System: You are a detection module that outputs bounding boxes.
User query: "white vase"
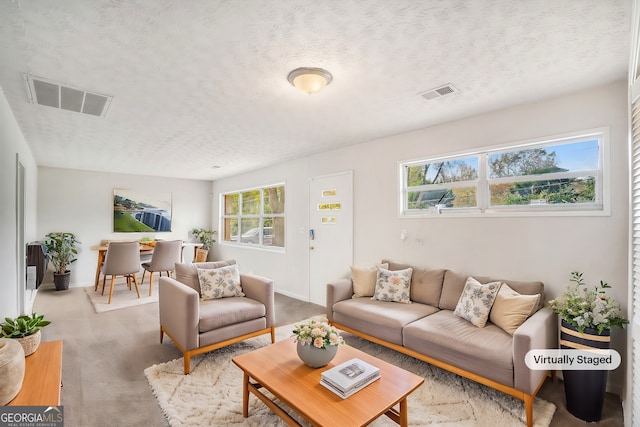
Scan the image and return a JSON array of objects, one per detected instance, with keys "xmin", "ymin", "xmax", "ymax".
[
  {"xmin": 15, "ymin": 330, "xmax": 41, "ymax": 356},
  {"xmin": 296, "ymin": 341, "xmax": 338, "ymax": 368},
  {"xmin": 0, "ymin": 338, "xmax": 25, "ymax": 405}
]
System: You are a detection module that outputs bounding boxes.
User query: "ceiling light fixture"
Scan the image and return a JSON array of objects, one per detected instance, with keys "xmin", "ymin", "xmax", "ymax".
[{"xmin": 287, "ymin": 67, "xmax": 333, "ymax": 95}]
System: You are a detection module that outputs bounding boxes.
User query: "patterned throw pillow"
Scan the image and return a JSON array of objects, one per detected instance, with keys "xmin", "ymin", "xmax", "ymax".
[
  {"xmin": 372, "ymin": 267, "xmax": 413, "ymax": 304},
  {"xmin": 453, "ymin": 277, "xmax": 501, "ymax": 327},
  {"xmin": 197, "ymin": 264, "xmax": 244, "ymax": 301}
]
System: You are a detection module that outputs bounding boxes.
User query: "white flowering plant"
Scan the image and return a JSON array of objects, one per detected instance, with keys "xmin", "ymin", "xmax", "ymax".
[
  {"xmin": 292, "ymin": 319, "xmax": 345, "ymax": 349},
  {"xmin": 549, "ymin": 272, "xmax": 628, "ymax": 334}
]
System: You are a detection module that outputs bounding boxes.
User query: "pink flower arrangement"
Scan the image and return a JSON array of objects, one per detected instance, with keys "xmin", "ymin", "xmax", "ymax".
[{"xmin": 292, "ymin": 319, "xmax": 345, "ymax": 349}]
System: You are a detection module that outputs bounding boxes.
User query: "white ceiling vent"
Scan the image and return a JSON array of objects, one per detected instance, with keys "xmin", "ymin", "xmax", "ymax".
[
  {"xmin": 23, "ymin": 74, "xmax": 112, "ymax": 117},
  {"xmin": 419, "ymin": 84, "xmax": 459, "ymax": 100}
]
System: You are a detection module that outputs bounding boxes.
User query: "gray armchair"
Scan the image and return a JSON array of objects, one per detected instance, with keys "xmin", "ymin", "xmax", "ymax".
[{"xmin": 158, "ymin": 260, "xmax": 275, "ymax": 374}]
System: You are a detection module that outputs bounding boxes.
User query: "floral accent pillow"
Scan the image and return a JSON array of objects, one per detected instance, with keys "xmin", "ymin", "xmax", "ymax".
[
  {"xmin": 453, "ymin": 277, "xmax": 501, "ymax": 327},
  {"xmin": 372, "ymin": 267, "xmax": 413, "ymax": 304},
  {"xmin": 197, "ymin": 264, "xmax": 244, "ymax": 300}
]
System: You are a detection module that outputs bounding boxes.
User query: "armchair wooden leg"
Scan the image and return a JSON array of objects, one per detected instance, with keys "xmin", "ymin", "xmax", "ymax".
[
  {"xmin": 270, "ymin": 326, "xmax": 275, "ymax": 343},
  {"xmin": 160, "ymin": 327, "xmax": 164, "ymax": 343},
  {"xmin": 183, "ymin": 354, "xmax": 191, "ymax": 375}
]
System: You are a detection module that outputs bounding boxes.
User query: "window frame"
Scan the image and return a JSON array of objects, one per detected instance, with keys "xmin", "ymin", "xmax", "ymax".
[
  {"xmin": 219, "ymin": 182, "xmax": 285, "ymax": 251},
  {"xmin": 399, "ymin": 128, "xmax": 610, "ymax": 218}
]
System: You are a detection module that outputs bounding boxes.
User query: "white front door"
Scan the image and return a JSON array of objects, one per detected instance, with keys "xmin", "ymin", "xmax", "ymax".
[{"xmin": 308, "ymin": 171, "xmax": 353, "ymax": 306}]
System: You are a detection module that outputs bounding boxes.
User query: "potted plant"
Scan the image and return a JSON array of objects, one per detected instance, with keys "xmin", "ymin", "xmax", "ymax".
[
  {"xmin": 1, "ymin": 313, "xmax": 51, "ymax": 356},
  {"xmin": 548, "ymin": 272, "xmax": 628, "ymax": 422},
  {"xmin": 191, "ymin": 228, "xmax": 216, "ymax": 262},
  {"xmin": 41, "ymin": 232, "xmax": 80, "ymax": 291}
]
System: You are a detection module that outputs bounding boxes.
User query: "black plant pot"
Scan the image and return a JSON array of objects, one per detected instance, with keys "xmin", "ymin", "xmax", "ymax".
[
  {"xmin": 560, "ymin": 319, "xmax": 610, "ymax": 422},
  {"xmin": 53, "ymin": 271, "xmax": 71, "ymax": 291}
]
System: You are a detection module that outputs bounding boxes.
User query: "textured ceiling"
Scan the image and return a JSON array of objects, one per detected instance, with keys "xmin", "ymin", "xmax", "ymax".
[{"xmin": 0, "ymin": 0, "xmax": 631, "ymax": 181}]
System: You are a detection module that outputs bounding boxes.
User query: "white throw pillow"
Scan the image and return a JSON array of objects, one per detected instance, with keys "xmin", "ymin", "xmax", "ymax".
[
  {"xmin": 453, "ymin": 277, "xmax": 501, "ymax": 327},
  {"xmin": 371, "ymin": 267, "xmax": 413, "ymax": 304},
  {"xmin": 489, "ymin": 284, "xmax": 540, "ymax": 335},
  {"xmin": 198, "ymin": 264, "xmax": 244, "ymax": 300},
  {"xmin": 351, "ymin": 263, "xmax": 389, "ymax": 298}
]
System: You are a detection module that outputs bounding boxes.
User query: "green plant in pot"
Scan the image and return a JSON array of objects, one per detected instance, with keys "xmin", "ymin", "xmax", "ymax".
[
  {"xmin": 41, "ymin": 232, "xmax": 80, "ymax": 291},
  {"xmin": 548, "ymin": 272, "xmax": 628, "ymax": 422},
  {"xmin": 1, "ymin": 313, "xmax": 51, "ymax": 356},
  {"xmin": 191, "ymin": 228, "xmax": 216, "ymax": 262}
]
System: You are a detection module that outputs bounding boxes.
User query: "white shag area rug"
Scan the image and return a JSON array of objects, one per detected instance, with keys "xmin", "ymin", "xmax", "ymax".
[
  {"xmin": 145, "ymin": 324, "xmax": 556, "ymax": 427},
  {"xmin": 84, "ymin": 278, "xmax": 158, "ymax": 313}
]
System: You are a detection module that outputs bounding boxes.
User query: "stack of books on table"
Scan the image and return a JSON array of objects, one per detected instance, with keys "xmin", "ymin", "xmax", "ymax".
[{"xmin": 320, "ymin": 358, "xmax": 381, "ymax": 399}]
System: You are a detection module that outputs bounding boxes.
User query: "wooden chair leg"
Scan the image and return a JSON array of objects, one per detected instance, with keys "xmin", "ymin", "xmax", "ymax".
[
  {"xmin": 141, "ymin": 269, "xmax": 146, "ymax": 284},
  {"xmin": 132, "ymin": 274, "xmax": 141, "ymax": 298},
  {"xmin": 160, "ymin": 327, "xmax": 164, "ymax": 343},
  {"xmin": 149, "ymin": 271, "xmax": 155, "ymax": 296},
  {"xmin": 108, "ymin": 275, "xmax": 116, "ymax": 304},
  {"xmin": 101, "ymin": 275, "xmax": 107, "ymax": 295}
]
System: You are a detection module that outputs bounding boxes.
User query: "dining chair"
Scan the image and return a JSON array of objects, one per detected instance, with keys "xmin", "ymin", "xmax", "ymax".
[
  {"xmin": 100, "ymin": 241, "xmax": 141, "ymax": 304},
  {"xmin": 141, "ymin": 239, "xmax": 182, "ymax": 296}
]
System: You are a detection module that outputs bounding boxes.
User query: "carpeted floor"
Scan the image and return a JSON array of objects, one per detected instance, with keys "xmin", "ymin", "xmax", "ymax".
[
  {"xmin": 144, "ymin": 324, "xmax": 556, "ymax": 426},
  {"xmin": 33, "ymin": 284, "xmax": 624, "ymax": 426}
]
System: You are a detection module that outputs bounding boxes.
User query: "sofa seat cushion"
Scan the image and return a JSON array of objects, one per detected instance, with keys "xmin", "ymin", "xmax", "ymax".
[
  {"xmin": 403, "ymin": 310, "xmax": 514, "ymax": 387},
  {"xmin": 198, "ymin": 297, "xmax": 265, "ymax": 333},
  {"xmin": 332, "ymin": 299, "xmax": 438, "ymax": 345}
]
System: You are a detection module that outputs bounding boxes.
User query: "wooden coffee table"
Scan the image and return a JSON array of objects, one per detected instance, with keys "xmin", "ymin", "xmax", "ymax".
[{"xmin": 232, "ymin": 337, "xmax": 424, "ymax": 426}]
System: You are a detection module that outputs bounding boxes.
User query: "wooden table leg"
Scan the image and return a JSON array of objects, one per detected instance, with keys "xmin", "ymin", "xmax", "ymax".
[
  {"xmin": 243, "ymin": 372, "xmax": 249, "ymax": 417},
  {"xmin": 93, "ymin": 250, "xmax": 105, "ymax": 291},
  {"xmin": 399, "ymin": 398, "xmax": 408, "ymax": 427}
]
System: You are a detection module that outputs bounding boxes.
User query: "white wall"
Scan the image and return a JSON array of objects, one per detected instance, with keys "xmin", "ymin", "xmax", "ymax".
[
  {"xmin": 0, "ymin": 86, "xmax": 39, "ymax": 318},
  {"xmin": 212, "ymin": 80, "xmax": 629, "ymax": 392},
  {"xmin": 37, "ymin": 167, "xmax": 213, "ymax": 286}
]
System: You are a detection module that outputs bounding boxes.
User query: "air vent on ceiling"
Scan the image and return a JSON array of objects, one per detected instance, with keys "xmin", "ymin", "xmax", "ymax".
[
  {"xmin": 23, "ymin": 74, "xmax": 113, "ymax": 117},
  {"xmin": 418, "ymin": 84, "xmax": 459, "ymax": 101}
]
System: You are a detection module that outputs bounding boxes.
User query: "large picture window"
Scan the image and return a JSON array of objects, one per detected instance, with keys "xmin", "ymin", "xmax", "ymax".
[
  {"xmin": 400, "ymin": 129, "xmax": 606, "ymax": 217},
  {"xmin": 221, "ymin": 184, "xmax": 285, "ymax": 249}
]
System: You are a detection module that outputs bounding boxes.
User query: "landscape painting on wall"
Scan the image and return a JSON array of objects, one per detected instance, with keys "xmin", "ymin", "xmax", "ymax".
[{"xmin": 113, "ymin": 189, "xmax": 172, "ymax": 232}]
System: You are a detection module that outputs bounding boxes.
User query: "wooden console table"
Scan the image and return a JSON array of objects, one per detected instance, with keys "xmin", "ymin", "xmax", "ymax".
[{"xmin": 7, "ymin": 340, "xmax": 63, "ymax": 406}]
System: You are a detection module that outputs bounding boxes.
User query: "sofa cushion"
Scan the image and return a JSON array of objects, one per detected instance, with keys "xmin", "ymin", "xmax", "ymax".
[
  {"xmin": 440, "ymin": 269, "xmax": 544, "ymax": 311},
  {"xmin": 198, "ymin": 296, "xmax": 266, "ymax": 332},
  {"xmin": 453, "ymin": 277, "xmax": 501, "ymax": 327},
  {"xmin": 174, "ymin": 260, "xmax": 237, "ymax": 295},
  {"xmin": 372, "ymin": 267, "xmax": 413, "ymax": 303},
  {"xmin": 351, "ymin": 263, "xmax": 388, "ymax": 298},
  {"xmin": 332, "ymin": 299, "xmax": 438, "ymax": 345},
  {"xmin": 198, "ymin": 264, "xmax": 245, "ymax": 300},
  {"xmin": 489, "ymin": 284, "xmax": 540, "ymax": 335},
  {"xmin": 384, "ymin": 261, "xmax": 445, "ymax": 306},
  {"xmin": 403, "ymin": 310, "xmax": 515, "ymax": 387}
]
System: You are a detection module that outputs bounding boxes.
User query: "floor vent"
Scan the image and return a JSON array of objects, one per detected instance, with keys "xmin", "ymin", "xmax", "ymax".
[
  {"xmin": 419, "ymin": 84, "xmax": 459, "ymax": 100},
  {"xmin": 24, "ymin": 74, "xmax": 112, "ymax": 117}
]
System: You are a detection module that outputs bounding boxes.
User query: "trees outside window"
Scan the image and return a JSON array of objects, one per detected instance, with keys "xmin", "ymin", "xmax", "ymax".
[
  {"xmin": 222, "ymin": 184, "xmax": 285, "ymax": 248},
  {"xmin": 400, "ymin": 130, "xmax": 604, "ymax": 216}
]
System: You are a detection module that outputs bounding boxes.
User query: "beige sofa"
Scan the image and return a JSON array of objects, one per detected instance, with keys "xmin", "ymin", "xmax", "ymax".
[
  {"xmin": 159, "ymin": 260, "xmax": 275, "ymax": 374},
  {"xmin": 326, "ymin": 261, "xmax": 557, "ymax": 427}
]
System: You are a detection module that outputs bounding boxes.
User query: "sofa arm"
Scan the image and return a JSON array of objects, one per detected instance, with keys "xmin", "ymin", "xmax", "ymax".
[
  {"xmin": 513, "ymin": 307, "xmax": 558, "ymax": 393},
  {"xmin": 241, "ymin": 273, "xmax": 275, "ymax": 327},
  {"xmin": 159, "ymin": 276, "xmax": 200, "ymax": 351},
  {"xmin": 326, "ymin": 279, "xmax": 354, "ymax": 322}
]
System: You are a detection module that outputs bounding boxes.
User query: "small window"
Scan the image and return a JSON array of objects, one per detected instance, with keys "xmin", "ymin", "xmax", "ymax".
[
  {"xmin": 221, "ymin": 184, "xmax": 285, "ymax": 249},
  {"xmin": 400, "ymin": 129, "xmax": 606, "ymax": 217}
]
